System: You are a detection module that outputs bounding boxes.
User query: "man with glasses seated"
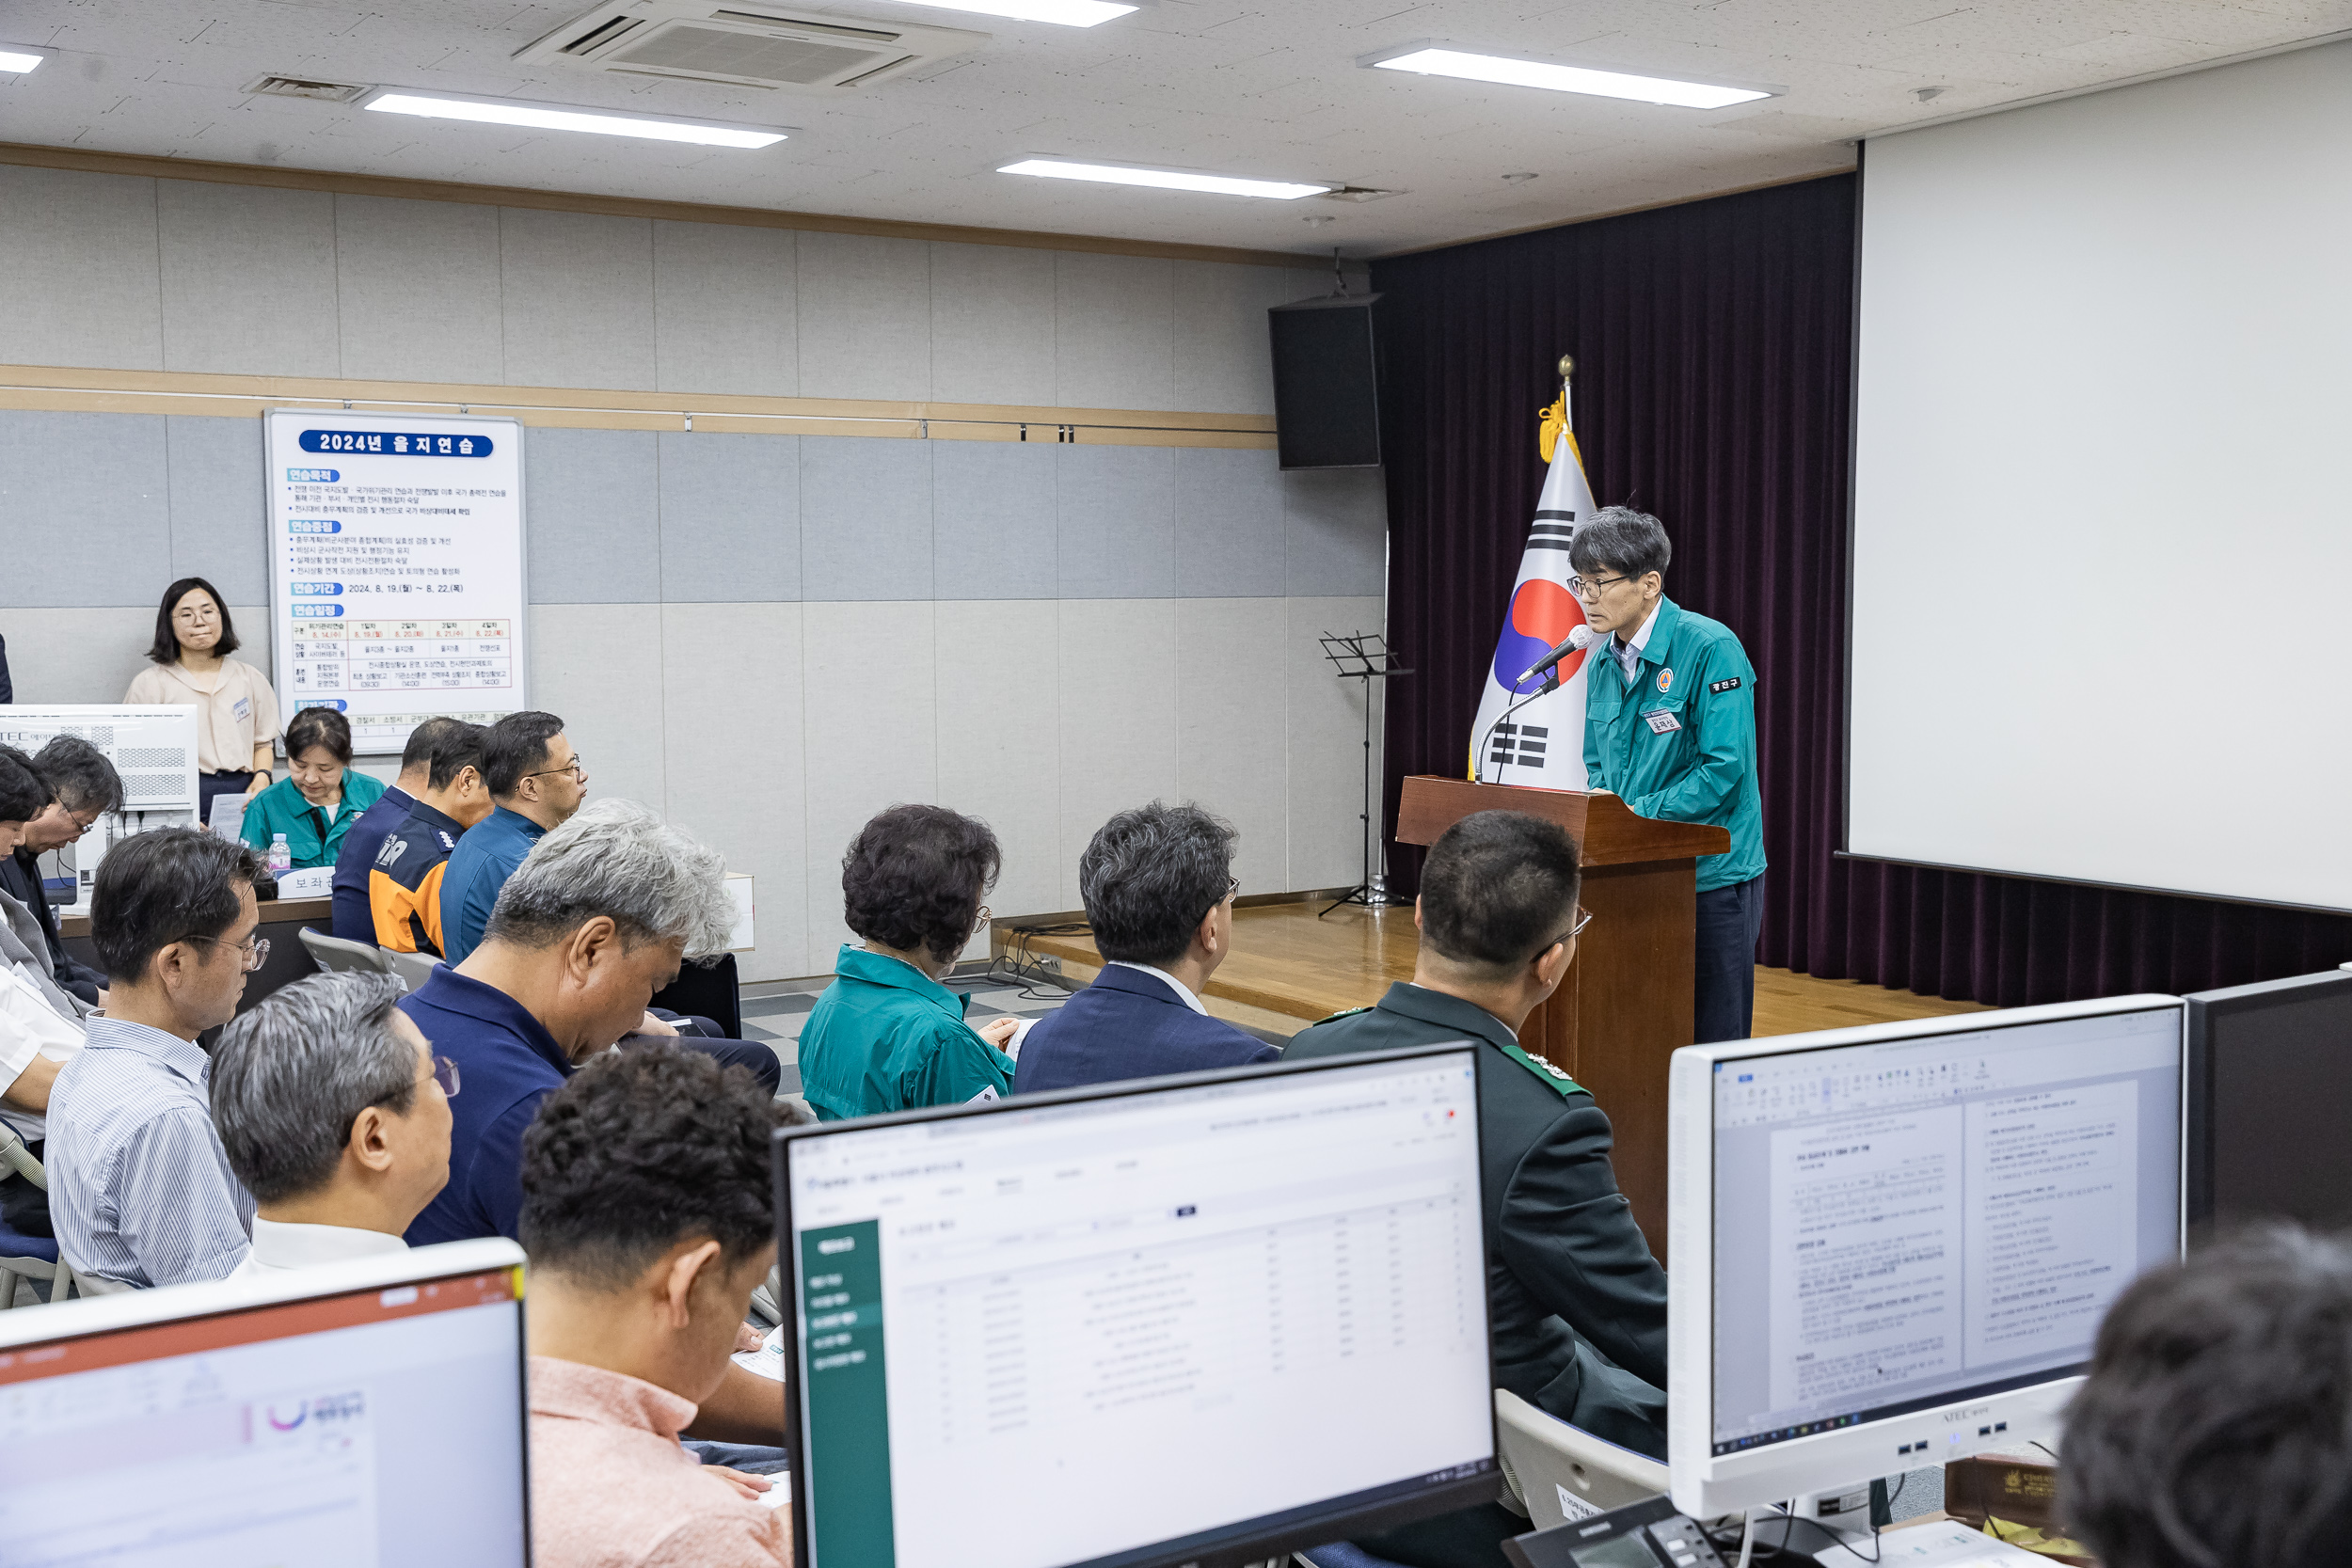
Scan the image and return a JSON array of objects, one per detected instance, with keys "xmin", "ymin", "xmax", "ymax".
[
  {"xmin": 47, "ymin": 830, "xmax": 266, "ymax": 1289},
  {"xmin": 1569, "ymin": 505, "xmax": 1765, "ymax": 1043},
  {"xmin": 1010, "ymin": 801, "xmax": 1278, "ymax": 1095},
  {"xmin": 0, "ymin": 736, "xmax": 123, "ymax": 1006},
  {"xmin": 438, "ymin": 710, "xmax": 589, "ymax": 966},
  {"xmin": 1287, "ymin": 811, "xmax": 1669, "ymax": 1502},
  {"xmin": 210, "ymin": 972, "xmax": 456, "ymax": 1279}
]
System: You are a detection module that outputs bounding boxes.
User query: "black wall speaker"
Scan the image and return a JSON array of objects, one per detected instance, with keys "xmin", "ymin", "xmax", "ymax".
[{"xmin": 1268, "ymin": 293, "xmax": 1383, "ymax": 469}]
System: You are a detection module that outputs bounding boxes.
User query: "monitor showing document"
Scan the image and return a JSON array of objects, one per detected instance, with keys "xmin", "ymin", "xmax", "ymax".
[
  {"xmin": 1668, "ymin": 999, "xmax": 2184, "ymax": 1514},
  {"xmin": 776, "ymin": 1046, "xmax": 1496, "ymax": 1568},
  {"xmin": 0, "ymin": 1240, "xmax": 529, "ymax": 1567}
]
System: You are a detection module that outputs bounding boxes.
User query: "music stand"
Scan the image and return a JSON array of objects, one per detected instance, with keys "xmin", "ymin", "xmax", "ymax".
[{"xmin": 1319, "ymin": 631, "xmax": 1413, "ymax": 917}]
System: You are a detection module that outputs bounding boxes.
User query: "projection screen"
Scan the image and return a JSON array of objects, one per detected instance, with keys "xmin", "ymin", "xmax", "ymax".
[{"xmin": 1850, "ymin": 38, "xmax": 2352, "ymax": 911}]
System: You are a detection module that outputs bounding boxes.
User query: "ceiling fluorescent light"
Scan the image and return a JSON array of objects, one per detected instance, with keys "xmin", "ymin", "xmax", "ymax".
[
  {"xmin": 0, "ymin": 47, "xmax": 48, "ymax": 73},
  {"xmin": 998, "ymin": 158, "xmax": 1329, "ymax": 199},
  {"xmin": 362, "ymin": 90, "xmax": 787, "ymax": 148},
  {"xmin": 897, "ymin": 1, "xmax": 1136, "ymax": 23},
  {"xmin": 1363, "ymin": 44, "xmax": 1775, "ymax": 110}
]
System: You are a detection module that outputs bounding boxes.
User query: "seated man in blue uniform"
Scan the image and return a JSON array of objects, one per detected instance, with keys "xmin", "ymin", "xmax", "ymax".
[
  {"xmin": 1014, "ymin": 801, "xmax": 1277, "ymax": 1094},
  {"xmin": 1284, "ymin": 810, "xmax": 1667, "ymax": 1568},
  {"xmin": 397, "ymin": 799, "xmax": 782, "ymax": 1443}
]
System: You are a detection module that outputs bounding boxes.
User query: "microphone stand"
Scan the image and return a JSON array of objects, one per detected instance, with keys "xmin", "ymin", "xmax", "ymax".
[{"xmin": 1473, "ymin": 667, "xmax": 1563, "ymax": 784}]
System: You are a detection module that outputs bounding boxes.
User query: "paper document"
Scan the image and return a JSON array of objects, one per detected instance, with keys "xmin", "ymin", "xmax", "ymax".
[
  {"xmin": 733, "ymin": 1326, "xmax": 786, "ymax": 1383},
  {"xmin": 1827, "ymin": 1520, "xmax": 2052, "ymax": 1565}
]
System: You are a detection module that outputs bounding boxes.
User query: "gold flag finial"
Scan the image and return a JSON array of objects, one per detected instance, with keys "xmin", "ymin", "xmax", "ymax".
[{"xmin": 1538, "ymin": 356, "xmax": 1577, "ymax": 464}]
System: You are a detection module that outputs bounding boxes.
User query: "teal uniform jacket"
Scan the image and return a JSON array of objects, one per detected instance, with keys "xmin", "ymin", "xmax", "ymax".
[
  {"xmin": 1582, "ymin": 595, "xmax": 1766, "ymax": 894},
  {"xmin": 797, "ymin": 945, "xmax": 1016, "ymax": 1122},
  {"xmin": 239, "ymin": 771, "xmax": 388, "ymax": 870},
  {"xmin": 1285, "ymin": 982, "xmax": 1669, "ymax": 1457}
]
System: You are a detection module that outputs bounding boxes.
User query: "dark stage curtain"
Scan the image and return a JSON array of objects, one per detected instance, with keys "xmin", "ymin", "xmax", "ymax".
[{"xmin": 1371, "ymin": 172, "xmax": 2352, "ymax": 1006}]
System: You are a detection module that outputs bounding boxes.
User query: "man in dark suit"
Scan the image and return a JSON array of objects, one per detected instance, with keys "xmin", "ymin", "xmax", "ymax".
[
  {"xmin": 1284, "ymin": 810, "xmax": 1666, "ymax": 1568},
  {"xmin": 0, "ymin": 737, "xmax": 123, "ymax": 1005},
  {"xmin": 1013, "ymin": 802, "xmax": 1277, "ymax": 1093}
]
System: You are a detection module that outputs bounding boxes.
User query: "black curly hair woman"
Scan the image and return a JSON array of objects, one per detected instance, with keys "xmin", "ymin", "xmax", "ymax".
[{"xmin": 793, "ymin": 803, "xmax": 1022, "ymax": 1121}]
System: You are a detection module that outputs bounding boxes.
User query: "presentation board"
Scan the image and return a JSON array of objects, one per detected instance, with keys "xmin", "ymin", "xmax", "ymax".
[
  {"xmin": 1848, "ymin": 40, "xmax": 2352, "ymax": 912},
  {"xmin": 263, "ymin": 409, "xmax": 528, "ymax": 754}
]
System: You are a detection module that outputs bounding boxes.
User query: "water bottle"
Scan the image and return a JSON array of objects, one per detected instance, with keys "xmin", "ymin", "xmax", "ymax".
[{"xmin": 267, "ymin": 832, "xmax": 293, "ymax": 878}]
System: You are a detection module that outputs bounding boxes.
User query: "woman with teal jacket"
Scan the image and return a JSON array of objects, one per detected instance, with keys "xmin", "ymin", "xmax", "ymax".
[{"xmin": 240, "ymin": 705, "xmax": 386, "ymax": 870}]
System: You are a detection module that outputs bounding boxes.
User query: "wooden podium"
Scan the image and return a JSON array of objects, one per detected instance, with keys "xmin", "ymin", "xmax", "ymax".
[{"xmin": 1395, "ymin": 776, "xmax": 1730, "ymax": 1249}]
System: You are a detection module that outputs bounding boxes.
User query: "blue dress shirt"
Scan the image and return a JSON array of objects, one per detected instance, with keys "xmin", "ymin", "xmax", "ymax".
[
  {"xmin": 437, "ymin": 806, "xmax": 547, "ymax": 965},
  {"xmin": 46, "ymin": 1016, "xmax": 255, "ymax": 1286}
]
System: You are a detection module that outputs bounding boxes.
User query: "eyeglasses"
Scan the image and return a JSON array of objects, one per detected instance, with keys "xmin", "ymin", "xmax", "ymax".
[
  {"xmin": 1547, "ymin": 907, "xmax": 1596, "ymax": 951},
  {"xmin": 375, "ymin": 1054, "xmax": 461, "ymax": 1108},
  {"xmin": 187, "ymin": 933, "xmax": 270, "ymax": 972},
  {"xmin": 1567, "ymin": 574, "xmax": 1634, "ymax": 599},
  {"xmin": 523, "ymin": 756, "xmax": 586, "ymax": 783}
]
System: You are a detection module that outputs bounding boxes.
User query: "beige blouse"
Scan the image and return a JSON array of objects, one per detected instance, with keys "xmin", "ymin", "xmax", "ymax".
[{"xmin": 123, "ymin": 657, "xmax": 282, "ymax": 774}]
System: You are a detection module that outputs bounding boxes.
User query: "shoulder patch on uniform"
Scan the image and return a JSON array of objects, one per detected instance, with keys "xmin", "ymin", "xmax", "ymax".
[
  {"xmin": 1499, "ymin": 1039, "xmax": 1587, "ymax": 1099},
  {"xmin": 1709, "ymin": 676, "xmax": 1741, "ymax": 693},
  {"xmin": 1314, "ymin": 1006, "xmax": 1374, "ymax": 1024}
]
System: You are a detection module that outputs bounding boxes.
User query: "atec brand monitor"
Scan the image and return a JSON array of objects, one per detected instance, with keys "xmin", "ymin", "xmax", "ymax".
[
  {"xmin": 1666, "ymin": 998, "xmax": 2184, "ymax": 1515},
  {"xmin": 2185, "ymin": 969, "xmax": 2352, "ymax": 1235},
  {"xmin": 777, "ymin": 1046, "xmax": 1495, "ymax": 1568},
  {"xmin": 0, "ymin": 1239, "xmax": 529, "ymax": 1565}
]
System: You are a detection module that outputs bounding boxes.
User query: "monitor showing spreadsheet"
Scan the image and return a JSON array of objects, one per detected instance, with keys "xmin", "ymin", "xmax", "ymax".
[
  {"xmin": 777, "ymin": 1046, "xmax": 1495, "ymax": 1568},
  {"xmin": 0, "ymin": 1239, "xmax": 529, "ymax": 1566}
]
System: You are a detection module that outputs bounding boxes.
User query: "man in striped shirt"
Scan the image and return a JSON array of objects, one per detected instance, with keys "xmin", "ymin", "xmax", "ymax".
[{"xmin": 47, "ymin": 830, "xmax": 262, "ymax": 1289}]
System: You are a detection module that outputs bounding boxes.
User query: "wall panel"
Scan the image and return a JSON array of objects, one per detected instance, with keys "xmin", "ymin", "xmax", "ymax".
[{"xmin": 0, "ymin": 163, "xmax": 1387, "ymax": 985}]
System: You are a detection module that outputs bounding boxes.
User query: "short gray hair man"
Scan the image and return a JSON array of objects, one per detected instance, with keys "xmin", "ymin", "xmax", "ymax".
[
  {"xmin": 210, "ymin": 971, "xmax": 454, "ymax": 1276},
  {"xmin": 212, "ymin": 972, "xmax": 419, "ymax": 1202},
  {"xmin": 485, "ymin": 798, "xmax": 736, "ymax": 958}
]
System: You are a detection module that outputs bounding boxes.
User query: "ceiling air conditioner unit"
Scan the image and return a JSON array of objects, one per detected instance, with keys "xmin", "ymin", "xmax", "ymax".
[{"xmin": 515, "ymin": 2, "xmax": 987, "ymax": 93}]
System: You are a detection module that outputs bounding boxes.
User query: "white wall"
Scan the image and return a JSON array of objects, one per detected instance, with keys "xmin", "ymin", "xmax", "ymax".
[{"xmin": 0, "ymin": 166, "xmax": 1389, "ymax": 979}]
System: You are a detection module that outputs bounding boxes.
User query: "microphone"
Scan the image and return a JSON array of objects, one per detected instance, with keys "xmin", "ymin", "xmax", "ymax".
[{"xmin": 1515, "ymin": 624, "xmax": 1594, "ymax": 688}]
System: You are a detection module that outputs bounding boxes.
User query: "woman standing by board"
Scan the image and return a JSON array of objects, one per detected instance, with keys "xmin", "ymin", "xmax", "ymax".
[{"xmin": 124, "ymin": 577, "xmax": 282, "ymax": 823}]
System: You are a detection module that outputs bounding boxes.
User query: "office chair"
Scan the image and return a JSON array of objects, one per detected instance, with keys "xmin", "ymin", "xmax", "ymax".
[
  {"xmin": 384, "ymin": 948, "xmax": 443, "ymax": 992},
  {"xmin": 1493, "ymin": 1388, "xmax": 1669, "ymax": 1527},
  {"xmin": 0, "ymin": 1126, "xmax": 68, "ymax": 1308},
  {"xmin": 298, "ymin": 927, "xmax": 399, "ymax": 979}
]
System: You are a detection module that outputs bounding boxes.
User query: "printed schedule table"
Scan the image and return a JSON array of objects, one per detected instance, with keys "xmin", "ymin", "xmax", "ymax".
[
  {"xmin": 290, "ymin": 620, "xmax": 516, "ymax": 698},
  {"xmin": 266, "ymin": 410, "xmax": 528, "ymax": 753}
]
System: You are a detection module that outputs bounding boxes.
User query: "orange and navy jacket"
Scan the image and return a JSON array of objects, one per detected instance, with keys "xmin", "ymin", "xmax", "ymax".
[{"xmin": 370, "ymin": 800, "xmax": 466, "ymax": 956}]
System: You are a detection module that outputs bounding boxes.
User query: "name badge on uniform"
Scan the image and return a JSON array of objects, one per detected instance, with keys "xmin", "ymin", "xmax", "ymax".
[
  {"xmin": 232, "ymin": 696, "xmax": 252, "ymax": 721},
  {"xmin": 1643, "ymin": 707, "xmax": 1682, "ymax": 735}
]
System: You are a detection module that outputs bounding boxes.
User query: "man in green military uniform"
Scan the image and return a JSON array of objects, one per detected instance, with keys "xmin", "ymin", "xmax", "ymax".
[
  {"xmin": 1573, "ymin": 505, "xmax": 1766, "ymax": 1043},
  {"xmin": 1286, "ymin": 811, "xmax": 1666, "ymax": 1568}
]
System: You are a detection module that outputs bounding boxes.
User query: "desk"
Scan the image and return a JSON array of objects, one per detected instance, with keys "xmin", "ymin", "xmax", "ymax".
[{"xmin": 59, "ymin": 895, "xmax": 329, "ymax": 1016}]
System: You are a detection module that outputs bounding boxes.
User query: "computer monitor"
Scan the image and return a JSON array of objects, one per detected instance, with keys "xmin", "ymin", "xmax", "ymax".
[
  {"xmin": 774, "ymin": 1045, "xmax": 1496, "ymax": 1568},
  {"xmin": 2185, "ymin": 969, "xmax": 2352, "ymax": 1235},
  {"xmin": 0, "ymin": 1238, "xmax": 529, "ymax": 1564},
  {"xmin": 1665, "ymin": 997, "xmax": 2185, "ymax": 1516}
]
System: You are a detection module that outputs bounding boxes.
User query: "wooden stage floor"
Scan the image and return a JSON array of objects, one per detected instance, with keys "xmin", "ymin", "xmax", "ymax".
[{"xmin": 993, "ymin": 898, "xmax": 1988, "ymax": 1040}]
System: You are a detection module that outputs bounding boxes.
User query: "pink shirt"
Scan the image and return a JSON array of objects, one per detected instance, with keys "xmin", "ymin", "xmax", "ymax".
[{"xmin": 528, "ymin": 1356, "xmax": 790, "ymax": 1568}]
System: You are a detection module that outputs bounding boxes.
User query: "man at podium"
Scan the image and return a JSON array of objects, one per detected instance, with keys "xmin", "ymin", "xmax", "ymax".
[{"xmin": 1571, "ymin": 507, "xmax": 1765, "ymax": 1042}]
